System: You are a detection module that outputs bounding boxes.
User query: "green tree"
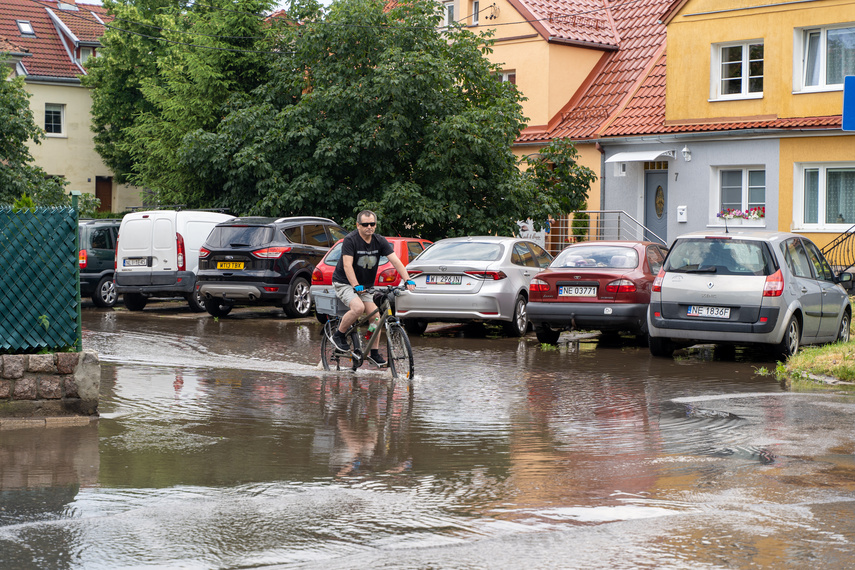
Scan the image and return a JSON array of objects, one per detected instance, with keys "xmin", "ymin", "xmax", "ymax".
[
  {"xmin": 523, "ymin": 138, "xmax": 597, "ymax": 233},
  {"xmin": 0, "ymin": 68, "xmax": 68, "ymax": 205},
  {"xmin": 181, "ymin": 0, "xmax": 531, "ymax": 238}
]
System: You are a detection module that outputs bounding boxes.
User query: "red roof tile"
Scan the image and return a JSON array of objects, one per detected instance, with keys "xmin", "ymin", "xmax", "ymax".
[
  {"xmin": 0, "ymin": 0, "xmax": 106, "ymax": 80},
  {"xmin": 517, "ymin": 0, "xmax": 673, "ymax": 143},
  {"xmin": 509, "ymin": 0, "xmax": 619, "ymax": 47}
]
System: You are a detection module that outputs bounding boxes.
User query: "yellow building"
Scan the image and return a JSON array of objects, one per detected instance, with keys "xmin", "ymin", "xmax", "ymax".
[{"xmin": 0, "ymin": 0, "xmax": 141, "ymax": 212}]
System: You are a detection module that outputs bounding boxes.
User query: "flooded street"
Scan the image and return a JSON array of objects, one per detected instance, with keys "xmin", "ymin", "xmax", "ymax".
[{"xmin": 3, "ymin": 306, "xmax": 855, "ymax": 568}]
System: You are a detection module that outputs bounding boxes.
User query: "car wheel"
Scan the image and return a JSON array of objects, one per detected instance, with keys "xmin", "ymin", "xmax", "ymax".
[
  {"xmin": 535, "ymin": 323, "xmax": 561, "ymax": 344},
  {"xmin": 206, "ymin": 301, "xmax": 233, "ymax": 318},
  {"xmin": 284, "ymin": 277, "xmax": 311, "ymax": 318},
  {"xmin": 123, "ymin": 293, "xmax": 147, "ymax": 311},
  {"xmin": 774, "ymin": 315, "xmax": 800, "ymax": 359},
  {"xmin": 649, "ymin": 335, "xmax": 675, "ymax": 358},
  {"xmin": 503, "ymin": 295, "xmax": 528, "ymax": 337},
  {"xmin": 837, "ymin": 309, "xmax": 851, "ymax": 343},
  {"xmin": 187, "ymin": 289, "xmax": 206, "ymax": 312},
  {"xmin": 92, "ymin": 275, "xmax": 117, "ymax": 308},
  {"xmin": 402, "ymin": 318, "xmax": 428, "ymax": 335}
]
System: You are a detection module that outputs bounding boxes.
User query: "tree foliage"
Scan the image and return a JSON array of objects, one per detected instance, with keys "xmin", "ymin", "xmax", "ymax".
[{"xmin": 0, "ymin": 69, "xmax": 68, "ymax": 205}]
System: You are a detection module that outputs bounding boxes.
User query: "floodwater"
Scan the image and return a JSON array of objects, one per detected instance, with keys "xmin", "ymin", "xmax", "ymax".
[{"xmin": 3, "ymin": 305, "xmax": 855, "ymax": 569}]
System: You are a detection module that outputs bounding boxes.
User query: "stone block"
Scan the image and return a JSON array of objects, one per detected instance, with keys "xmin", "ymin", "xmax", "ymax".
[
  {"xmin": 56, "ymin": 352, "xmax": 80, "ymax": 374},
  {"xmin": 12, "ymin": 377, "xmax": 37, "ymax": 400},
  {"xmin": 38, "ymin": 377, "xmax": 62, "ymax": 399},
  {"xmin": 74, "ymin": 350, "xmax": 101, "ymax": 401},
  {"xmin": 1, "ymin": 355, "xmax": 25, "ymax": 379},
  {"xmin": 0, "ymin": 418, "xmax": 46, "ymax": 430},
  {"xmin": 64, "ymin": 376, "xmax": 79, "ymax": 399},
  {"xmin": 0, "ymin": 380, "xmax": 10, "ymax": 399},
  {"xmin": 44, "ymin": 416, "xmax": 95, "ymax": 428},
  {"xmin": 28, "ymin": 354, "xmax": 57, "ymax": 373}
]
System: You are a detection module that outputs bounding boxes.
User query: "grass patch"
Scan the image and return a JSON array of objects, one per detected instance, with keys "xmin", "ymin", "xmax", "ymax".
[{"xmin": 778, "ymin": 341, "xmax": 855, "ymax": 391}]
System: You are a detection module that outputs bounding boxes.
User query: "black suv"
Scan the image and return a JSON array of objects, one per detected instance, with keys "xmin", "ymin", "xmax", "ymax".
[
  {"xmin": 78, "ymin": 219, "xmax": 121, "ymax": 307},
  {"xmin": 196, "ymin": 216, "xmax": 346, "ymax": 318}
]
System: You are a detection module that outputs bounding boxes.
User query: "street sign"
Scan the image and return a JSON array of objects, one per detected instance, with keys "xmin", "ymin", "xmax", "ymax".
[{"xmin": 844, "ymin": 76, "xmax": 855, "ymax": 131}]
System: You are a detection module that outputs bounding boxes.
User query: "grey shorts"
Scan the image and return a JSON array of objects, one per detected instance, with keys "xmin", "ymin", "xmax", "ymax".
[{"xmin": 333, "ymin": 282, "xmax": 373, "ymax": 307}]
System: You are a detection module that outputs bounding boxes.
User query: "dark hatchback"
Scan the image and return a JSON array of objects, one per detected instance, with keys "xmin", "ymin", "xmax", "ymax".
[
  {"xmin": 196, "ymin": 216, "xmax": 346, "ymax": 318},
  {"xmin": 78, "ymin": 219, "xmax": 121, "ymax": 307}
]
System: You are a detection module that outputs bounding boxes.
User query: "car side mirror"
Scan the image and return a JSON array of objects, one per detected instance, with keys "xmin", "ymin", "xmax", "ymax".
[{"xmin": 837, "ymin": 272, "xmax": 852, "ymax": 283}]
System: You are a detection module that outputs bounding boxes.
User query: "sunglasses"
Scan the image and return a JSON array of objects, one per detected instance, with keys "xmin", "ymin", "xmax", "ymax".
[{"xmin": 359, "ymin": 222, "xmax": 376, "ymax": 227}]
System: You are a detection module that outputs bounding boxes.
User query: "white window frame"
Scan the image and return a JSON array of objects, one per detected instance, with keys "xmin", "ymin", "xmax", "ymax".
[
  {"xmin": 16, "ymin": 20, "xmax": 35, "ymax": 36},
  {"xmin": 78, "ymin": 47, "xmax": 93, "ymax": 65},
  {"xmin": 709, "ymin": 166, "xmax": 766, "ymax": 226},
  {"xmin": 498, "ymin": 70, "xmax": 516, "ymax": 85},
  {"xmin": 471, "ymin": 0, "xmax": 479, "ymax": 25},
  {"xmin": 710, "ymin": 40, "xmax": 764, "ymax": 100},
  {"xmin": 794, "ymin": 162, "xmax": 855, "ymax": 230},
  {"xmin": 44, "ymin": 103, "xmax": 65, "ymax": 137},
  {"xmin": 443, "ymin": 1, "xmax": 455, "ymax": 28},
  {"xmin": 795, "ymin": 23, "xmax": 855, "ymax": 92}
]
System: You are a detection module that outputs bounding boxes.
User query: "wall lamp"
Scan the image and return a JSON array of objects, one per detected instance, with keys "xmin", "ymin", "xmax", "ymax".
[{"xmin": 681, "ymin": 146, "xmax": 692, "ymax": 162}]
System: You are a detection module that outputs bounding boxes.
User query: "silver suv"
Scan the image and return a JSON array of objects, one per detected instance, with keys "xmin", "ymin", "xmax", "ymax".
[{"xmin": 648, "ymin": 231, "xmax": 852, "ymax": 358}]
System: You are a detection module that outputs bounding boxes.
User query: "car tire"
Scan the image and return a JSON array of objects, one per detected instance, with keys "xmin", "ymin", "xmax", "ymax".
[
  {"xmin": 504, "ymin": 295, "xmax": 528, "ymax": 337},
  {"xmin": 837, "ymin": 309, "xmax": 851, "ymax": 343},
  {"xmin": 187, "ymin": 289, "xmax": 206, "ymax": 313},
  {"xmin": 284, "ymin": 277, "xmax": 312, "ymax": 318},
  {"xmin": 206, "ymin": 301, "xmax": 233, "ymax": 318},
  {"xmin": 773, "ymin": 315, "xmax": 800, "ymax": 359},
  {"xmin": 92, "ymin": 275, "xmax": 117, "ymax": 308},
  {"xmin": 649, "ymin": 335, "xmax": 675, "ymax": 358},
  {"xmin": 402, "ymin": 318, "xmax": 428, "ymax": 335},
  {"xmin": 535, "ymin": 323, "xmax": 561, "ymax": 344},
  {"xmin": 123, "ymin": 293, "xmax": 147, "ymax": 311}
]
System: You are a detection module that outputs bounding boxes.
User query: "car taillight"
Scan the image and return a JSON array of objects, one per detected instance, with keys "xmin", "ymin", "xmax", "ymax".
[
  {"xmin": 763, "ymin": 269, "xmax": 785, "ymax": 297},
  {"xmin": 606, "ymin": 279, "xmax": 636, "ymax": 294},
  {"xmin": 79, "ymin": 249, "xmax": 87, "ymax": 269},
  {"xmin": 176, "ymin": 232, "xmax": 186, "ymax": 271},
  {"xmin": 652, "ymin": 268, "xmax": 665, "ymax": 292},
  {"xmin": 529, "ymin": 278, "xmax": 549, "ymax": 292},
  {"xmin": 199, "ymin": 246, "xmax": 211, "ymax": 259},
  {"xmin": 114, "ymin": 234, "xmax": 119, "ymax": 270},
  {"xmin": 312, "ymin": 267, "xmax": 324, "ymax": 283},
  {"xmin": 252, "ymin": 246, "xmax": 292, "ymax": 259},
  {"xmin": 465, "ymin": 270, "xmax": 507, "ymax": 280},
  {"xmin": 377, "ymin": 267, "xmax": 397, "ymax": 284}
]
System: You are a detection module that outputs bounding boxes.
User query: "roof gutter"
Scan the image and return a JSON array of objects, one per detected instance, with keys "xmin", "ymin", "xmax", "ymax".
[
  {"xmin": 598, "ymin": 128, "xmax": 847, "ymax": 144},
  {"xmin": 547, "ymin": 36, "xmax": 619, "ymax": 51},
  {"xmin": 24, "ymin": 75, "xmax": 82, "ymax": 85}
]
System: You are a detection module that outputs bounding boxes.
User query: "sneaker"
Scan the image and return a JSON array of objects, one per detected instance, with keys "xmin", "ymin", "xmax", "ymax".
[
  {"xmin": 368, "ymin": 349, "xmax": 387, "ymax": 367},
  {"xmin": 331, "ymin": 331, "xmax": 350, "ymax": 352}
]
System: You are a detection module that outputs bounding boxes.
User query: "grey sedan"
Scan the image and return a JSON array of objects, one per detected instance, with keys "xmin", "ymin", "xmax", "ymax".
[
  {"xmin": 395, "ymin": 236, "xmax": 553, "ymax": 336},
  {"xmin": 648, "ymin": 230, "xmax": 852, "ymax": 358}
]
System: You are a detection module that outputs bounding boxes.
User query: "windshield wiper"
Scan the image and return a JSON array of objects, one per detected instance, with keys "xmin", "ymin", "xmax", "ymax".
[
  {"xmin": 685, "ymin": 265, "xmax": 718, "ymax": 273},
  {"xmin": 229, "ymin": 242, "xmax": 250, "ymax": 247}
]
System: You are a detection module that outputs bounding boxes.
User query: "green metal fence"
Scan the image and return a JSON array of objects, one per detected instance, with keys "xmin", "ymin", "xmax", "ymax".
[{"xmin": 0, "ymin": 206, "xmax": 81, "ymax": 353}]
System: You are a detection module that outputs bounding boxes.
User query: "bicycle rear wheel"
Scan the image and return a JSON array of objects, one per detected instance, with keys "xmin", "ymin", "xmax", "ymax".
[
  {"xmin": 386, "ymin": 323, "xmax": 414, "ymax": 379},
  {"xmin": 320, "ymin": 320, "xmax": 341, "ymax": 371}
]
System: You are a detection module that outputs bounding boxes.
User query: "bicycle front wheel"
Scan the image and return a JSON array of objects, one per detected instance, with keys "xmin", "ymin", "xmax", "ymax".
[
  {"xmin": 386, "ymin": 323, "xmax": 414, "ymax": 379},
  {"xmin": 321, "ymin": 320, "xmax": 342, "ymax": 371}
]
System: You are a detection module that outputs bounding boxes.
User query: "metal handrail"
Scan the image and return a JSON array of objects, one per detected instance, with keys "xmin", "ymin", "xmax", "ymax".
[
  {"xmin": 821, "ymin": 223, "xmax": 855, "ymax": 273},
  {"xmin": 574, "ymin": 210, "xmax": 667, "ymax": 246}
]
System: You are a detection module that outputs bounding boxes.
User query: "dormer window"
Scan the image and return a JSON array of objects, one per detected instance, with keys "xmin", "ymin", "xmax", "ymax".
[
  {"xmin": 79, "ymin": 47, "xmax": 94, "ymax": 64},
  {"xmin": 17, "ymin": 20, "xmax": 35, "ymax": 37}
]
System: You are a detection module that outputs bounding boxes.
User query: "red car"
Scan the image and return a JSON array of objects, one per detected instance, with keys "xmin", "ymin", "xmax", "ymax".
[
  {"xmin": 527, "ymin": 241, "xmax": 669, "ymax": 344},
  {"xmin": 310, "ymin": 236, "xmax": 433, "ymax": 323}
]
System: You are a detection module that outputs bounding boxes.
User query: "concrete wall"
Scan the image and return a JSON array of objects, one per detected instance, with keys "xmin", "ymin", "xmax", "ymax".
[{"xmin": 0, "ymin": 350, "xmax": 100, "ymax": 420}]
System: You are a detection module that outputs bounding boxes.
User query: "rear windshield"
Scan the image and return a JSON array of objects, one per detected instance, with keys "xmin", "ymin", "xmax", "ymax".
[
  {"xmin": 665, "ymin": 238, "xmax": 775, "ymax": 276},
  {"xmin": 552, "ymin": 245, "xmax": 638, "ymax": 269},
  {"xmin": 206, "ymin": 226, "xmax": 274, "ymax": 248},
  {"xmin": 416, "ymin": 241, "xmax": 503, "ymax": 262}
]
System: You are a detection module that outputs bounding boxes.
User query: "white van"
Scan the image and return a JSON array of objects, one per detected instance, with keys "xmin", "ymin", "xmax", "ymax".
[{"xmin": 115, "ymin": 210, "xmax": 234, "ymax": 311}]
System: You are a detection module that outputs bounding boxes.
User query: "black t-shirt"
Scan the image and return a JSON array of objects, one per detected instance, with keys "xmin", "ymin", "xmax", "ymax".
[{"xmin": 332, "ymin": 231, "xmax": 394, "ymax": 287}]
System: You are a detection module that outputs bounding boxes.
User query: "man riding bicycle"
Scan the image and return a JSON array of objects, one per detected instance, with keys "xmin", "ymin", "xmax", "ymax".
[{"xmin": 331, "ymin": 210, "xmax": 415, "ymax": 365}]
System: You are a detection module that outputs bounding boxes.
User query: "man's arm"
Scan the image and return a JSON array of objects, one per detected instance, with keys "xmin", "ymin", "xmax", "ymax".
[
  {"xmin": 342, "ymin": 254, "xmax": 359, "ymax": 287},
  {"xmin": 387, "ymin": 253, "xmax": 415, "ymax": 291}
]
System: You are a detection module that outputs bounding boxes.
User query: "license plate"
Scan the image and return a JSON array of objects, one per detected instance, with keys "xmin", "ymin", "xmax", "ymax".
[
  {"xmin": 559, "ymin": 286, "xmax": 597, "ymax": 297},
  {"xmin": 123, "ymin": 258, "xmax": 148, "ymax": 267},
  {"xmin": 426, "ymin": 275, "xmax": 462, "ymax": 285},
  {"xmin": 217, "ymin": 261, "xmax": 244, "ymax": 270},
  {"xmin": 687, "ymin": 305, "xmax": 731, "ymax": 319}
]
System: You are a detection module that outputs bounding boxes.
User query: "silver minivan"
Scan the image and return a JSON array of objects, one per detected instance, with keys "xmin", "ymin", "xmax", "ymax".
[{"xmin": 648, "ymin": 231, "xmax": 852, "ymax": 358}]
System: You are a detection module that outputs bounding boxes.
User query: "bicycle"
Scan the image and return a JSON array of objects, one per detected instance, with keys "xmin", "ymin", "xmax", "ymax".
[{"xmin": 319, "ymin": 285, "xmax": 415, "ymax": 379}]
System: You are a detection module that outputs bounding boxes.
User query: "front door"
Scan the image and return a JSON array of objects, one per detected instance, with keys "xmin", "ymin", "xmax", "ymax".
[
  {"xmin": 644, "ymin": 171, "xmax": 667, "ymax": 244},
  {"xmin": 96, "ymin": 176, "xmax": 112, "ymax": 212}
]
